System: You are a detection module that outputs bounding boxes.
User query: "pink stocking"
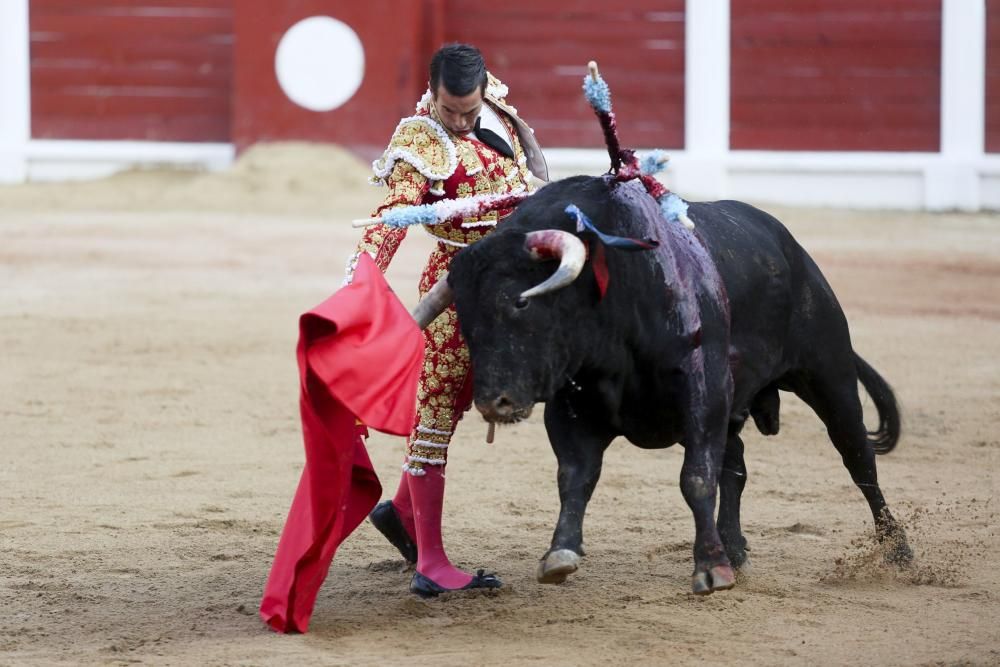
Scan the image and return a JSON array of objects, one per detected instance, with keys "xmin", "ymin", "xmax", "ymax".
[
  {"xmin": 407, "ymin": 465, "xmax": 473, "ymax": 589},
  {"xmin": 390, "ymin": 471, "xmax": 416, "ymax": 541}
]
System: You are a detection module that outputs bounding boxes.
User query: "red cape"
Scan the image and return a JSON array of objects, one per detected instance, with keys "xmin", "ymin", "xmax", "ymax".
[{"xmin": 259, "ymin": 255, "xmax": 423, "ymax": 633}]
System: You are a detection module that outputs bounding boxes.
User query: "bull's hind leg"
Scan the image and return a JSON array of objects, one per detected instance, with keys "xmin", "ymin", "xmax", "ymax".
[
  {"xmin": 795, "ymin": 371, "xmax": 913, "ymax": 565},
  {"xmin": 538, "ymin": 391, "xmax": 615, "ymax": 584},
  {"xmin": 717, "ymin": 429, "xmax": 750, "ymax": 569}
]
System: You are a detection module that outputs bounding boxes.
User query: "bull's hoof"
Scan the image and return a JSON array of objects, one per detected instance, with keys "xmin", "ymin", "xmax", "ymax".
[
  {"xmin": 537, "ymin": 549, "xmax": 580, "ymax": 584},
  {"xmin": 691, "ymin": 564, "xmax": 737, "ymax": 595},
  {"xmin": 883, "ymin": 540, "xmax": 914, "ymax": 567},
  {"xmin": 877, "ymin": 523, "xmax": 914, "ymax": 567},
  {"xmin": 725, "ymin": 541, "xmax": 750, "ymax": 570},
  {"xmin": 727, "ymin": 551, "xmax": 750, "ymax": 570}
]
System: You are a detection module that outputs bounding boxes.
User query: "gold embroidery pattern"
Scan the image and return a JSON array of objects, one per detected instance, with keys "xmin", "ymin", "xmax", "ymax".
[
  {"xmin": 402, "ymin": 243, "xmax": 477, "ymax": 471},
  {"xmin": 458, "ymin": 142, "xmax": 482, "ymax": 175},
  {"xmin": 423, "ymin": 224, "xmax": 488, "ymax": 246},
  {"xmin": 372, "ymin": 118, "xmax": 456, "ymax": 183},
  {"xmin": 473, "ymin": 172, "xmax": 493, "ymax": 195},
  {"xmin": 406, "ymin": 443, "xmax": 447, "ymax": 467},
  {"xmin": 420, "ymin": 129, "xmax": 525, "ymax": 246}
]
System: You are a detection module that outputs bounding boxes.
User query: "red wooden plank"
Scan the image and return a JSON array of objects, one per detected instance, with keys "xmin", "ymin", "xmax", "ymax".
[
  {"xmin": 445, "ymin": 0, "xmax": 684, "ymax": 149},
  {"xmin": 732, "ymin": 18, "xmax": 940, "ymax": 46},
  {"xmin": 730, "ymin": 0, "xmax": 940, "ymax": 151},
  {"xmin": 731, "ymin": 101, "xmax": 939, "ymax": 129},
  {"xmin": 31, "ymin": 0, "xmax": 230, "ymax": 16},
  {"xmin": 730, "ymin": 73, "xmax": 937, "ymax": 101},
  {"xmin": 454, "ymin": 23, "xmax": 684, "ymax": 44},
  {"xmin": 988, "ymin": 0, "xmax": 1000, "ymax": 153},
  {"xmin": 449, "ymin": 0, "xmax": 682, "ymax": 13},
  {"xmin": 731, "ymin": 128, "xmax": 939, "ymax": 152},
  {"xmin": 32, "ymin": 91, "xmax": 230, "ymax": 117},
  {"xmin": 496, "ymin": 79, "xmax": 683, "ymax": 104},
  {"xmin": 29, "ymin": 0, "xmax": 233, "ymax": 142},
  {"xmin": 733, "ymin": 0, "xmax": 938, "ymax": 12},
  {"xmin": 32, "ymin": 114, "xmax": 230, "ymax": 142},
  {"xmin": 32, "ymin": 0, "xmax": 230, "ymax": 8},
  {"xmin": 31, "ymin": 14, "xmax": 232, "ymax": 36},
  {"xmin": 32, "ymin": 63, "xmax": 230, "ymax": 90},
  {"xmin": 480, "ymin": 47, "xmax": 683, "ymax": 73},
  {"xmin": 31, "ymin": 38, "xmax": 232, "ymax": 66},
  {"xmin": 730, "ymin": 45, "xmax": 940, "ymax": 69},
  {"xmin": 535, "ymin": 125, "xmax": 683, "ymax": 150}
]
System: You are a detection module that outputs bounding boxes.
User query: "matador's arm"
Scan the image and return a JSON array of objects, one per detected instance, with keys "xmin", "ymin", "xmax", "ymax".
[{"xmin": 345, "ymin": 161, "xmax": 430, "ymax": 282}]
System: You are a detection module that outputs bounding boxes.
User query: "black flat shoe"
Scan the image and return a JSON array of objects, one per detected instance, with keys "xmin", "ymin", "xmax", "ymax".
[
  {"xmin": 409, "ymin": 569, "xmax": 503, "ymax": 598},
  {"xmin": 368, "ymin": 500, "xmax": 418, "ymax": 564}
]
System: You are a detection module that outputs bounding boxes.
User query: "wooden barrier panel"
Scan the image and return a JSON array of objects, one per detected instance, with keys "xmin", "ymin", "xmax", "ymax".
[
  {"xmin": 988, "ymin": 0, "xmax": 1000, "ymax": 153},
  {"xmin": 231, "ymin": 0, "xmax": 435, "ymax": 155},
  {"xmin": 730, "ymin": 0, "xmax": 942, "ymax": 152},
  {"xmin": 444, "ymin": 0, "xmax": 686, "ymax": 149},
  {"xmin": 29, "ymin": 0, "xmax": 233, "ymax": 142}
]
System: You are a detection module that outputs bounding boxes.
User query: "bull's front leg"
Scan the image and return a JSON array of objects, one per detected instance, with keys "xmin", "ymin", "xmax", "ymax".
[
  {"xmin": 537, "ymin": 389, "xmax": 615, "ymax": 584},
  {"xmin": 681, "ymin": 427, "xmax": 736, "ymax": 594},
  {"xmin": 680, "ymin": 366, "xmax": 737, "ymax": 594}
]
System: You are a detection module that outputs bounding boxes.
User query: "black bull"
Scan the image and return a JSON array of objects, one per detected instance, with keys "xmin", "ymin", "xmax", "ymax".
[{"xmin": 444, "ymin": 175, "xmax": 913, "ymax": 594}]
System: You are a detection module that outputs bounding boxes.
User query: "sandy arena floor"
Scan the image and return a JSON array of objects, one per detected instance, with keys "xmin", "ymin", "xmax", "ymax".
[{"xmin": 1, "ymin": 145, "xmax": 998, "ymax": 666}]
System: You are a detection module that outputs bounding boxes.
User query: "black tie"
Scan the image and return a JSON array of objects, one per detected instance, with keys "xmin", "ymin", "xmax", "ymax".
[{"xmin": 474, "ymin": 116, "xmax": 516, "ymax": 160}]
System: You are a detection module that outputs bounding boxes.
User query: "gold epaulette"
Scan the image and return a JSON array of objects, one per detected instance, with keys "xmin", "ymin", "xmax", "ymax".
[
  {"xmin": 371, "ymin": 116, "xmax": 458, "ymax": 186},
  {"xmin": 485, "ymin": 73, "xmax": 510, "ymax": 104}
]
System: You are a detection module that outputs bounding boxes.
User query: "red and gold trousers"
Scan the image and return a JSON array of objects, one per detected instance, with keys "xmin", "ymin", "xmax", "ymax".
[{"xmin": 403, "ymin": 241, "xmax": 476, "ymax": 475}]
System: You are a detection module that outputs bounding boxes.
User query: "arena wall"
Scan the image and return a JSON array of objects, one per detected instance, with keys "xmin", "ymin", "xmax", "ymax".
[
  {"xmin": 1, "ymin": 0, "xmax": 997, "ymax": 211},
  {"xmin": 28, "ymin": 0, "xmax": 233, "ymax": 143},
  {"xmin": 987, "ymin": 0, "xmax": 1000, "ymax": 154},
  {"xmin": 730, "ymin": 1, "xmax": 942, "ymax": 152},
  {"xmin": 444, "ymin": 0, "xmax": 686, "ymax": 150}
]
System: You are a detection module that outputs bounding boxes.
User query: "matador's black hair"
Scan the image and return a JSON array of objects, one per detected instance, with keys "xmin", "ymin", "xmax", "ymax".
[{"xmin": 430, "ymin": 43, "xmax": 487, "ymax": 97}]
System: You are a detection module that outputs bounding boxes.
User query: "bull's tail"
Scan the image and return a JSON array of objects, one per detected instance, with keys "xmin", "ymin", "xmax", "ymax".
[{"xmin": 855, "ymin": 353, "xmax": 901, "ymax": 455}]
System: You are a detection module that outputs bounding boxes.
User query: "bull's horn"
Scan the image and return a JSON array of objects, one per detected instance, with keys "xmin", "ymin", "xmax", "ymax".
[
  {"xmin": 411, "ymin": 277, "xmax": 453, "ymax": 329},
  {"xmin": 521, "ymin": 230, "xmax": 587, "ymax": 298}
]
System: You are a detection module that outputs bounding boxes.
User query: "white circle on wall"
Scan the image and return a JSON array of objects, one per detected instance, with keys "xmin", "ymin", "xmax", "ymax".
[{"xmin": 275, "ymin": 16, "xmax": 365, "ymax": 112}]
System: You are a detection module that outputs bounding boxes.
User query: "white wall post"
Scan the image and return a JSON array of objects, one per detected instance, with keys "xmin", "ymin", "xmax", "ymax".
[
  {"xmin": 927, "ymin": 0, "xmax": 987, "ymax": 210},
  {"xmin": 0, "ymin": 0, "xmax": 31, "ymax": 184},
  {"xmin": 679, "ymin": 0, "xmax": 730, "ymax": 199}
]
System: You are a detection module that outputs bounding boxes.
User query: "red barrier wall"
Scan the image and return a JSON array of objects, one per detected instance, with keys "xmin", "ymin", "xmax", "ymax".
[
  {"xmin": 230, "ymin": 0, "xmax": 439, "ymax": 154},
  {"xmin": 445, "ymin": 0, "xmax": 686, "ymax": 150},
  {"xmin": 987, "ymin": 0, "xmax": 1000, "ymax": 153},
  {"xmin": 29, "ymin": 0, "xmax": 233, "ymax": 142},
  {"xmin": 730, "ymin": 0, "xmax": 942, "ymax": 152},
  {"xmin": 32, "ymin": 1, "xmax": 985, "ymax": 156}
]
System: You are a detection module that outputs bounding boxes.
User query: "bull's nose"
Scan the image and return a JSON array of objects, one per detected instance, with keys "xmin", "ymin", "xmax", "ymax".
[{"xmin": 475, "ymin": 394, "xmax": 515, "ymax": 422}]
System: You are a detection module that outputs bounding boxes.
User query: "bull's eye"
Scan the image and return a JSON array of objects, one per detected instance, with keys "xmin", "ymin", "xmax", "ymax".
[{"xmin": 514, "ymin": 296, "xmax": 530, "ymax": 310}]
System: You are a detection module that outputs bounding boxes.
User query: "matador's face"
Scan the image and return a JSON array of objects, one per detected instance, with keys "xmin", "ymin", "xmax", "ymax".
[{"xmin": 431, "ymin": 84, "xmax": 483, "ymax": 137}]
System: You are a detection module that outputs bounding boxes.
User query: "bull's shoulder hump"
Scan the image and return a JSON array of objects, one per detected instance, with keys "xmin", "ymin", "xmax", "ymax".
[
  {"xmin": 689, "ymin": 199, "xmax": 770, "ymax": 220},
  {"xmin": 688, "ymin": 200, "xmax": 793, "ymax": 236}
]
